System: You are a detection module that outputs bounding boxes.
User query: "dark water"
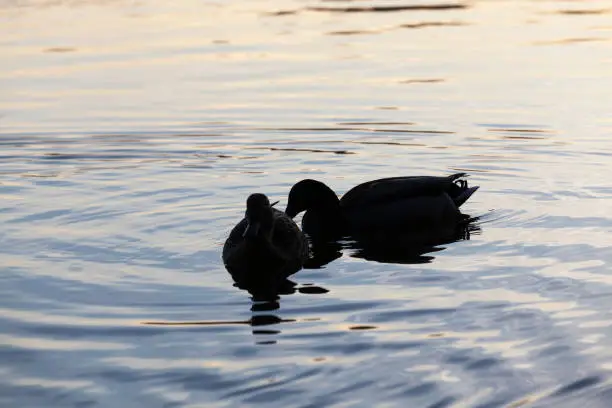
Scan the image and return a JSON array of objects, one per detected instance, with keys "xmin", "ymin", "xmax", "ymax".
[{"xmin": 2, "ymin": 0, "xmax": 612, "ymax": 406}]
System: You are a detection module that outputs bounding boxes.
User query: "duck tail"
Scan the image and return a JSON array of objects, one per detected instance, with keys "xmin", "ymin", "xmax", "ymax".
[
  {"xmin": 448, "ymin": 173, "xmax": 478, "ymax": 207},
  {"xmin": 448, "ymin": 172, "xmax": 468, "ymax": 182},
  {"xmin": 454, "ymin": 185, "xmax": 479, "ymax": 207}
]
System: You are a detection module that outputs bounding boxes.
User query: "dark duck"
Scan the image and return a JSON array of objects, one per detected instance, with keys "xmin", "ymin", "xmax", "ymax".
[
  {"xmin": 223, "ymin": 193, "xmax": 309, "ymax": 290},
  {"xmin": 285, "ymin": 173, "xmax": 479, "ymax": 242}
]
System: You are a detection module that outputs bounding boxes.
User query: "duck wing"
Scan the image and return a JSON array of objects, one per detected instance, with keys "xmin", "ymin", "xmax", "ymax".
[
  {"xmin": 222, "ymin": 218, "xmax": 247, "ymax": 262},
  {"xmin": 270, "ymin": 209, "xmax": 309, "ymax": 263},
  {"xmin": 339, "ymin": 173, "xmax": 477, "ymax": 209}
]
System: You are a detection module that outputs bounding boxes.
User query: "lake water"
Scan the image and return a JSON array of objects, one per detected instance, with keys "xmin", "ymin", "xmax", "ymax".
[{"xmin": 2, "ymin": 0, "xmax": 612, "ymax": 406}]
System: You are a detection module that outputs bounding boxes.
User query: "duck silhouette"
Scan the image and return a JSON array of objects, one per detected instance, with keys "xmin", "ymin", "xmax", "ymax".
[
  {"xmin": 285, "ymin": 173, "xmax": 479, "ymax": 242},
  {"xmin": 223, "ymin": 193, "xmax": 309, "ymax": 292}
]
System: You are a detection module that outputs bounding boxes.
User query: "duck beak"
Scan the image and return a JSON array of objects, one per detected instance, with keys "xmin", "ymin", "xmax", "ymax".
[{"xmin": 242, "ymin": 221, "xmax": 261, "ymax": 239}]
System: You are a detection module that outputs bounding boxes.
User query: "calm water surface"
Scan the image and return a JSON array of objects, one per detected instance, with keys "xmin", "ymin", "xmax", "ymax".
[{"xmin": 2, "ymin": 0, "xmax": 612, "ymax": 406}]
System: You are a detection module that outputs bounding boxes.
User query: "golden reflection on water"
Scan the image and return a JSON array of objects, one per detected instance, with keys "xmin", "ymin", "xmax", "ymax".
[{"xmin": 0, "ymin": 0, "xmax": 605, "ymax": 132}]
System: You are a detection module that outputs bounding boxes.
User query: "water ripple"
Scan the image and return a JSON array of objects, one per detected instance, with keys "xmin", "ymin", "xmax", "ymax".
[{"xmin": 2, "ymin": 0, "xmax": 612, "ymax": 407}]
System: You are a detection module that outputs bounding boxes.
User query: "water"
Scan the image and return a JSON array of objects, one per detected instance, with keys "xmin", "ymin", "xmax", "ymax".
[{"xmin": 2, "ymin": 0, "xmax": 612, "ymax": 406}]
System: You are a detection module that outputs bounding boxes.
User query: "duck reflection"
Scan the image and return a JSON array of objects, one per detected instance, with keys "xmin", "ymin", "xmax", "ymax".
[
  {"xmin": 231, "ymin": 273, "xmax": 298, "ymax": 302},
  {"xmin": 304, "ymin": 239, "xmax": 343, "ymax": 269},
  {"xmin": 142, "ymin": 296, "xmax": 303, "ymax": 344},
  {"xmin": 306, "ymin": 216, "xmax": 480, "ymax": 266},
  {"xmin": 142, "ymin": 313, "xmax": 296, "ymax": 345},
  {"xmin": 230, "ymin": 271, "xmax": 329, "ymax": 302},
  {"xmin": 347, "ymin": 216, "xmax": 480, "ymax": 264}
]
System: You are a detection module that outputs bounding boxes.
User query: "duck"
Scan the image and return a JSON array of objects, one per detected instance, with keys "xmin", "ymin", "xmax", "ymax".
[
  {"xmin": 222, "ymin": 193, "xmax": 310, "ymax": 290},
  {"xmin": 285, "ymin": 172, "xmax": 479, "ymax": 241}
]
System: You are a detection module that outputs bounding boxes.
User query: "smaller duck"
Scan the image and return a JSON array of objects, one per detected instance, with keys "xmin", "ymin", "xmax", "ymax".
[
  {"xmin": 223, "ymin": 193, "xmax": 309, "ymax": 290},
  {"xmin": 285, "ymin": 173, "xmax": 479, "ymax": 241}
]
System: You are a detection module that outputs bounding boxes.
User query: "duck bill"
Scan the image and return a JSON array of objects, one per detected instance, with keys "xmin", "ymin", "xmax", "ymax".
[{"xmin": 242, "ymin": 221, "xmax": 261, "ymax": 239}]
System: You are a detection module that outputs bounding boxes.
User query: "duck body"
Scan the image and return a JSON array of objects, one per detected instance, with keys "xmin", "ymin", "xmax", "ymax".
[
  {"xmin": 223, "ymin": 194, "xmax": 309, "ymax": 289},
  {"xmin": 286, "ymin": 173, "xmax": 479, "ymax": 241}
]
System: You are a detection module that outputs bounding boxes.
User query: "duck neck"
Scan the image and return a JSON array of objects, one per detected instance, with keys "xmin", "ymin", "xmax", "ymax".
[
  {"xmin": 304, "ymin": 187, "xmax": 345, "ymax": 238},
  {"xmin": 312, "ymin": 185, "xmax": 342, "ymax": 216}
]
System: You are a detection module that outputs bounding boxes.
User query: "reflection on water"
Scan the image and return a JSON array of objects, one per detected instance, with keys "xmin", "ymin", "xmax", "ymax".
[
  {"xmin": 305, "ymin": 216, "xmax": 481, "ymax": 266},
  {"xmin": 2, "ymin": 0, "xmax": 612, "ymax": 406},
  {"xmin": 347, "ymin": 218, "xmax": 481, "ymax": 264},
  {"xmin": 306, "ymin": 4, "xmax": 469, "ymax": 13}
]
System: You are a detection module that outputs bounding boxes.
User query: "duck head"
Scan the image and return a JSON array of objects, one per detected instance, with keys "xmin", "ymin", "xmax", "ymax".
[
  {"xmin": 285, "ymin": 179, "xmax": 340, "ymax": 218},
  {"xmin": 243, "ymin": 193, "xmax": 277, "ymax": 239}
]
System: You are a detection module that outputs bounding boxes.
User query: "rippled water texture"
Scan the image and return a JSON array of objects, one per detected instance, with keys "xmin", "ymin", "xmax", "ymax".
[{"xmin": 2, "ymin": 0, "xmax": 612, "ymax": 406}]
